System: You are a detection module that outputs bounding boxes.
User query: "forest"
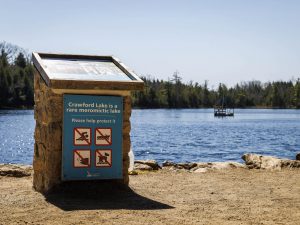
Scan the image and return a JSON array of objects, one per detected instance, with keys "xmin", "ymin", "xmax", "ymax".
[
  {"xmin": 0, "ymin": 42, "xmax": 34, "ymax": 109},
  {"xmin": 0, "ymin": 42, "xmax": 299, "ymax": 109},
  {"xmin": 132, "ymin": 73, "xmax": 300, "ymax": 109}
]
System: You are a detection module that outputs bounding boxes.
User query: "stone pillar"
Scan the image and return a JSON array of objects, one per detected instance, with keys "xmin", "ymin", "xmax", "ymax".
[
  {"xmin": 33, "ymin": 69, "xmax": 63, "ymax": 193},
  {"xmin": 33, "ymin": 69, "xmax": 132, "ymax": 193}
]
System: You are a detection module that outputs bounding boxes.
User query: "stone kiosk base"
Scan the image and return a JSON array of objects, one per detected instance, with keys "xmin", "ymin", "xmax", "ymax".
[{"xmin": 32, "ymin": 53, "xmax": 143, "ymax": 193}]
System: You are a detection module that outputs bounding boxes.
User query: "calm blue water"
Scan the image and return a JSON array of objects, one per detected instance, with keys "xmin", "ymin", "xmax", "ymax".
[
  {"xmin": 0, "ymin": 110, "xmax": 35, "ymax": 165},
  {"xmin": 0, "ymin": 109, "xmax": 300, "ymax": 164}
]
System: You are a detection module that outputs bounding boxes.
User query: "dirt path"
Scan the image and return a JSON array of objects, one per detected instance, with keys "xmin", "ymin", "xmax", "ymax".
[{"xmin": 0, "ymin": 169, "xmax": 300, "ymax": 225}]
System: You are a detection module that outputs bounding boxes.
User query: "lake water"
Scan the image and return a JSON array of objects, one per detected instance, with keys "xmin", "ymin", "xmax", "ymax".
[{"xmin": 0, "ymin": 109, "xmax": 299, "ymax": 165}]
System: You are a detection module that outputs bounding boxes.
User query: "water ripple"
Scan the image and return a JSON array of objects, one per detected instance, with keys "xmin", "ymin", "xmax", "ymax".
[{"xmin": 1, "ymin": 109, "xmax": 300, "ymax": 164}]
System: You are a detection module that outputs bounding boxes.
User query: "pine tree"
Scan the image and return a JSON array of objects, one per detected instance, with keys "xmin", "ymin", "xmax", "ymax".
[
  {"xmin": 202, "ymin": 80, "xmax": 210, "ymax": 107},
  {"xmin": 15, "ymin": 53, "xmax": 27, "ymax": 68},
  {"xmin": 0, "ymin": 68, "xmax": 9, "ymax": 107},
  {"xmin": 294, "ymin": 79, "xmax": 300, "ymax": 108},
  {"xmin": 271, "ymin": 83, "xmax": 285, "ymax": 108},
  {"xmin": 0, "ymin": 49, "xmax": 8, "ymax": 68}
]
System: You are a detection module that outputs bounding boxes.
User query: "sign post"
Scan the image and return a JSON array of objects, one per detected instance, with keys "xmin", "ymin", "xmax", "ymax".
[{"xmin": 32, "ymin": 52, "xmax": 143, "ymax": 193}]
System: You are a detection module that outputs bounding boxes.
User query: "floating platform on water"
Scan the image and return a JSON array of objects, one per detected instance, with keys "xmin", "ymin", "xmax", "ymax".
[{"xmin": 214, "ymin": 107, "xmax": 234, "ymax": 117}]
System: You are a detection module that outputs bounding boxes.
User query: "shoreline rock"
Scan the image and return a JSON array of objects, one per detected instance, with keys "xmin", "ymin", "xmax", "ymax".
[
  {"xmin": 0, "ymin": 164, "xmax": 32, "ymax": 177},
  {"xmin": 134, "ymin": 160, "xmax": 246, "ymax": 173},
  {"xmin": 134, "ymin": 160, "xmax": 162, "ymax": 171},
  {"xmin": 162, "ymin": 161, "xmax": 246, "ymax": 173},
  {"xmin": 1, "ymin": 153, "xmax": 299, "ymax": 177},
  {"xmin": 133, "ymin": 153, "xmax": 300, "ymax": 173},
  {"xmin": 242, "ymin": 153, "xmax": 300, "ymax": 170}
]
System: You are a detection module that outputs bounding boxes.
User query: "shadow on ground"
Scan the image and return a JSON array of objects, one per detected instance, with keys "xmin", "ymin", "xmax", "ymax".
[{"xmin": 45, "ymin": 180, "xmax": 174, "ymax": 211}]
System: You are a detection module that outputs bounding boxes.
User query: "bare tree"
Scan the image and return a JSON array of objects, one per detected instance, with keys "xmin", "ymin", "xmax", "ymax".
[{"xmin": 0, "ymin": 41, "xmax": 31, "ymax": 63}]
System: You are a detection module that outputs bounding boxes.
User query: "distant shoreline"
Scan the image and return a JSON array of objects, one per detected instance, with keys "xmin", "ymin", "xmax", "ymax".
[{"xmin": 1, "ymin": 106, "xmax": 300, "ymax": 110}]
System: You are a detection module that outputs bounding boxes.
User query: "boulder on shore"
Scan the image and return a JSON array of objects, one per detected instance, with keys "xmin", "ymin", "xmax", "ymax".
[
  {"xmin": 209, "ymin": 162, "xmax": 246, "ymax": 170},
  {"xmin": 163, "ymin": 161, "xmax": 246, "ymax": 172},
  {"xmin": 134, "ymin": 160, "xmax": 161, "ymax": 171},
  {"xmin": 242, "ymin": 153, "xmax": 300, "ymax": 170},
  {"xmin": 0, "ymin": 164, "xmax": 32, "ymax": 177},
  {"xmin": 296, "ymin": 153, "xmax": 300, "ymax": 161},
  {"xmin": 163, "ymin": 162, "xmax": 198, "ymax": 170}
]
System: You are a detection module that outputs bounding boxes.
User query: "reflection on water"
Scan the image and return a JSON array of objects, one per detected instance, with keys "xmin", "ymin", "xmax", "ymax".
[{"xmin": 0, "ymin": 109, "xmax": 300, "ymax": 164}]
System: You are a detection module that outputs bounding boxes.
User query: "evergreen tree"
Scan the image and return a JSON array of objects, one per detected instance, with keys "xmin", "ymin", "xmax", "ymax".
[
  {"xmin": 294, "ymin": 79, "xmax": 300, "ymax": 108},
  {"xmin": 202, "ymin": 80, "xmax": 210, "ymax": 107},
  {"xmin": 15, "ymin": 53, "xmax": 27, "ymax": 68},
  {"xmin": 171, "ymin": 71, "xmax": 182, "ymax": 108},
  {"xmin": 0, "ymin": 67, "xmax": 9, "ymax": 106},
  {"xmin": 0, "ymin": 49, "xmax": 8, "ymax": 67},
  {"xmin": 165, "ymin": 79, "xmax": 173, "ymax": 108},
  {"xmin": 23, "ymin": 75, "xmax": 34, "ymax": 106},
  {"xmin": 0, "ymin": 45, "xmax": 34, "ymax": 109},
  {"xmin": 271, "ymin": 82, "xmax": 285, "ymax": 108}
]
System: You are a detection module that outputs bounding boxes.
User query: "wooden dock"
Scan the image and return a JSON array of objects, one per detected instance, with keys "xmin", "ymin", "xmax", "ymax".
[{"xmin": 214, "ymin": 107, "xmax": 234, "ymax": 117}]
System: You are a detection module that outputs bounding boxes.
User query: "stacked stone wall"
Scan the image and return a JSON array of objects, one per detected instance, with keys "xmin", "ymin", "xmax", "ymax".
[{"xmin": 33, "ymin": 69, "xmax": 63, "ymax": 192}]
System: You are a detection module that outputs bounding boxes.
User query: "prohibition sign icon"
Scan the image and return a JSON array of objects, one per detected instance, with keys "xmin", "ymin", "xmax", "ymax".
[
  {"xmin": 95, "ymin": 128, "xmax": 112, "ymax": 146},
  {"xmin": 95, "ymin": 149, "xmax": 112, "ymax": 167},
  {"xmin": 73, "ymin": 150, "xmax": 91, "ymax": 168},
  {"xmin": 73, "ymin": 127, "xmax": 91, "ymax": 146}
]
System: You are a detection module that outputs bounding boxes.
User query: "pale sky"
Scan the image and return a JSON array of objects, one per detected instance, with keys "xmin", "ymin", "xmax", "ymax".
[{"xmin": 1, "ymin": 0, "xmax": 300, "ymax": 87}]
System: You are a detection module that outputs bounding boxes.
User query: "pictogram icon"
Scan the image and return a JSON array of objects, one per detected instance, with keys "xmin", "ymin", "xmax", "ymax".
[
  {"xmin": 73, "ymin": 127, "xmax": 91, "ymax": 146},
  {"xmin": 95, "ymin": 149, "xmax": 112, "ymax": 167},
  {"xmin": 95, "ymin": 128, "xmax": 112, "ymax": 146},
  {"xmin": 73, "ymin": 150, "xmax": 91, "ymax": 168}
]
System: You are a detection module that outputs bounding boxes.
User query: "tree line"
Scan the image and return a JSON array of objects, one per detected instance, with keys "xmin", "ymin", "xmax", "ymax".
[
  {"xmin": 0, "ymin": 42, "xmax": 299, "ymax": 109},
  {"xmin": 0, "ymin": 46, "xmax": 34, "ymax": 109},
  {"xmin": 132, "ymin": 72, "xmax": 300, "ymax": 109}
]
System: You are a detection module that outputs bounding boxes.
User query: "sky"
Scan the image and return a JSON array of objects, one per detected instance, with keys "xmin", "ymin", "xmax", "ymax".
[{"xmin": 1, "ymin": 0, "xmax": 300, "ymax": 88}]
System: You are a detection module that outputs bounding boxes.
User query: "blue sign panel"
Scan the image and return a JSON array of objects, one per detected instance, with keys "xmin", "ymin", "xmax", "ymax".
[{"xmin": 62, "ymin": 94, "xmax": 123, "ymax": 180}]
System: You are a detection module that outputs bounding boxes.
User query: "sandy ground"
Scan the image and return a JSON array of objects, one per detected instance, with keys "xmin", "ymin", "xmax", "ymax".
[{"xmin": 0, "ymin": 168, "xmax": 300, "ymax": 225}]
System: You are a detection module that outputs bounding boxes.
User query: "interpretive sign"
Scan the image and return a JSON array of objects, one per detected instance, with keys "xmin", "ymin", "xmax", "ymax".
[{"xmin": 62, "ymin": 94, "xmax": 123, "ymax": 180}]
